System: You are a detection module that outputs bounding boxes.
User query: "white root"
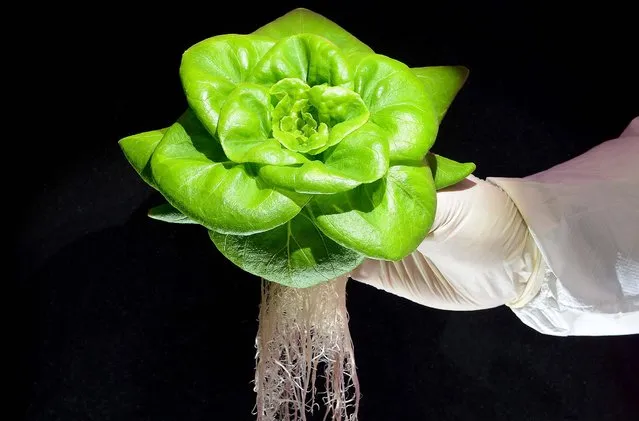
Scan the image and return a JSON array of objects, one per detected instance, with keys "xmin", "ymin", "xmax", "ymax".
[{"xmin": 253, "ymin": 276, "xmax": 360, "ymax": 421}]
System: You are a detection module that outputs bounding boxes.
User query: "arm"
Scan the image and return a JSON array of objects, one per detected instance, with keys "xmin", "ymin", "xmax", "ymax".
[
  {"xmin": 489, "ymin": 116, "xmax": 639, "ymax": 336},
  {"xmin": 351, "ymin": 116, "xmax": 639, "ymax": 336}
]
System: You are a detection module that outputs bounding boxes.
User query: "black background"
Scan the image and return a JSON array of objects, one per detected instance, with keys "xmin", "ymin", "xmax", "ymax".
[{"xmin": 18, "ymin": 1, "xmax": 639, "ymax": 420}]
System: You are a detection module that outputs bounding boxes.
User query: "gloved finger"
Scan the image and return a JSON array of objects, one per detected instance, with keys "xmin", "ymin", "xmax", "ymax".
[
  {"xmin": 428, "ymin": 175, "xmax": 480, "ymax": 234},
  {"xmin": 420, "ymin": 175, "xmax": 519, "ymax": 259},
  {"xmin": 620, "ymin": 116, "xmax": 638, "ymax": 137},
  {"xmin": 349, "ymin": 252, "xmax": 480, "ymax": 310}
]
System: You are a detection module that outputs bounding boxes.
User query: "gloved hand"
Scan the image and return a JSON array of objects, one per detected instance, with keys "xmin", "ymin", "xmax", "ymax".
[{"xmin": 350, "ymin": 174, "xmax": 544, "ymax": 310}]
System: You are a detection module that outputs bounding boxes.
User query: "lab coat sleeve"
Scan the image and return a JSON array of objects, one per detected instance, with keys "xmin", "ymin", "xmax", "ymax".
[{"xmin": 487, "ymin": 117, "xmax": 639, "ymax": 336}]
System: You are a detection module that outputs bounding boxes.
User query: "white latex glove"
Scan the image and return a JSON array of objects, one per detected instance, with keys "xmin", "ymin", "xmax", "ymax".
[{"xmin": 350, "ymin": 174, "xmax": 544, "ymax": 311}]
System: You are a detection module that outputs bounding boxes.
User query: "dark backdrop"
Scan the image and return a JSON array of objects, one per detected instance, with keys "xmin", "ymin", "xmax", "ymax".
[{"xmin": 18, "ymin": 1, "xmax": 639, "ymax": 420}]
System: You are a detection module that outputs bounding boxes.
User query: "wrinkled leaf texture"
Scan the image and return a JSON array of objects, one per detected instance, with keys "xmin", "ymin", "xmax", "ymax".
[{"xmin": 119, "ymin": 8, "xmax": 475, "ymax": 287}]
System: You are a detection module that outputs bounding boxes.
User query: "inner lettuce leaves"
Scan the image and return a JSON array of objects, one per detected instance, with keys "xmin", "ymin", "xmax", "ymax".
[{"xmin": 119, "ymin": 8, "xmax": 476, "ymax": 288}]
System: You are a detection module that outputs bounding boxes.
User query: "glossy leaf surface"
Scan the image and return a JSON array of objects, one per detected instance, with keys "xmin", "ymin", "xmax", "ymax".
[
  {"xmin": 412, "ymin": 66, "xmax": 469, "ymax": 121},
  {"xmin": 310, "ymin": 165, "xmax": 437, "ymax": 260},
  {"xmin": 249, "ymin": 34, "xmax": 352, "ymax": 87},
  {"xmin": 180, "ymin": 35, "xmax": 275, "ymax": 137},
  {"xmin": 427, "ymin": 153, "xmax": 476, "ymax": 190},
  {"xmin": 150, "ymin": 111, "xmax": 308, "ymax": 235},
  {"xmin": 119, "ymin": 128, "xmax": 167, "ymax": 187},
  {"xmin": 252, "ymin": 8, "xmax": 374, "ymax": 59},
  {"xmin": 354, "ymin": 55, "xmax": 438, "ymax": 162}
]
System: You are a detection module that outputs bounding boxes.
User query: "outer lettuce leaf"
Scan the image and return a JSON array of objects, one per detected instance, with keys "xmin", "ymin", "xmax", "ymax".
[
  {"xmin": 411, "ymin": 66, "xmax": 469, "ymax": 122},
  {"xmin": 309, "ymin": 165, "xmax": 437, "ymax": 260},
  {"xmin": 322, "ymin": 121, "xmax": 389, "ymax": 183},
  {"xmin": 252, "ymin": 8, "xmax": 374, "ymax": 59},
  {"xmin": 148, "ymin": 203, "xmax": 197, "ymax": 224},
  {"xmin": 209, "ymin": 211, "xmax": 365, "ymax": 288},
  {"xmin": 354, "ymin": 55, "xmax": 438, "ymax": 162},
  {"xmin": 119, "ymin": 128, "xmax": 167, "ymax": 187},
  {"xmin": 426, "ymin": 153, "xmax": 475, "ymax": 190},
  {"xmin": 150, "ymin": 110, "xmax": 309, "ymax": 235},
  {"xmin": 180, "ymin": 35, "xmax": 275, "ymax": 138}
]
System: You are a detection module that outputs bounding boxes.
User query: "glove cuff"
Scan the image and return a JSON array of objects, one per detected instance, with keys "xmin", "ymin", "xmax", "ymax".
[{"xmin": 506, "ymin": 237, "xmax": 546, "ymax": 309}]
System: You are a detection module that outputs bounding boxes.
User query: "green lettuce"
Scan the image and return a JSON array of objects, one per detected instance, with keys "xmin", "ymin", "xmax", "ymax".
[{"xmin": 119, "ymin": 8, "xmax": 475, "ymax": 287}]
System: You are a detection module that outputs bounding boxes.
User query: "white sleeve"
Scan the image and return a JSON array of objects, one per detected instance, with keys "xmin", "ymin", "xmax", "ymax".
[{"xmin": 487, "ymin": 117, "xmax": 639, "ymax": 336}]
